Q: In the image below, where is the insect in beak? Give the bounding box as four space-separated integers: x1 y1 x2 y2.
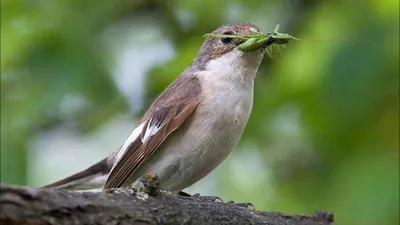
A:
204 24 299 57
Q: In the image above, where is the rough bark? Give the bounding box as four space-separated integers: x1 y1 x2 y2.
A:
0 183 334 225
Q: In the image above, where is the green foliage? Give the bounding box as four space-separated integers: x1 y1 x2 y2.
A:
1 0 398 224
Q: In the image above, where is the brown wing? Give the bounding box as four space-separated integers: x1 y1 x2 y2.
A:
103 75 201 189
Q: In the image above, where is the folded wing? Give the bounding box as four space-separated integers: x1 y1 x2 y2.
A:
104 75 201 189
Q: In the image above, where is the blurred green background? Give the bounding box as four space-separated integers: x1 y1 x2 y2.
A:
1 0 399 224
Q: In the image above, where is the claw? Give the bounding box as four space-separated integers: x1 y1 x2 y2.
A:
196 195 224 203
179 192 223 203
227 201 256 210
193 193 201 197
178 192 255 209
178 191 191 197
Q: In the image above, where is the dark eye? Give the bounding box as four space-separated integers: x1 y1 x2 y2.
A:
221 31 233 44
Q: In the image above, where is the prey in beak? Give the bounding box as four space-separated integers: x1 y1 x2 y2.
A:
204 24 299 57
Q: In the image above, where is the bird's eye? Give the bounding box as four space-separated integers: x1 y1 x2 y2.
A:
221 31 233 44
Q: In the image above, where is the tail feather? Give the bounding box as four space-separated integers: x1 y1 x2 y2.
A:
40 157 111 190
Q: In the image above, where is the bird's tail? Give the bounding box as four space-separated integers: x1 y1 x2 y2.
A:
40 157 112 190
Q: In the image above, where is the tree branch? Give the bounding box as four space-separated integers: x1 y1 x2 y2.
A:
0 183 334 225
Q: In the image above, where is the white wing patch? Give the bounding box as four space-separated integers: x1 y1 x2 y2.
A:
109 117 163 176
141 117 162 143
113 123 145 166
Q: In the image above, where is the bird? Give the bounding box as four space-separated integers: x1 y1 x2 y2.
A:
41 23 267 193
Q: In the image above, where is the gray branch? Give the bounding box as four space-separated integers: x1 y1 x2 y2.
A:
0 183 334 225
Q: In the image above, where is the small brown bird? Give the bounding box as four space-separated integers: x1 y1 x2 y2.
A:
42 23 266 192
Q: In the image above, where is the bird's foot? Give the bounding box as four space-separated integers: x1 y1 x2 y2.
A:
226 200 255 210
178 191 255 210
178 191 223 202
192 192 224 203
179 191 254 209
